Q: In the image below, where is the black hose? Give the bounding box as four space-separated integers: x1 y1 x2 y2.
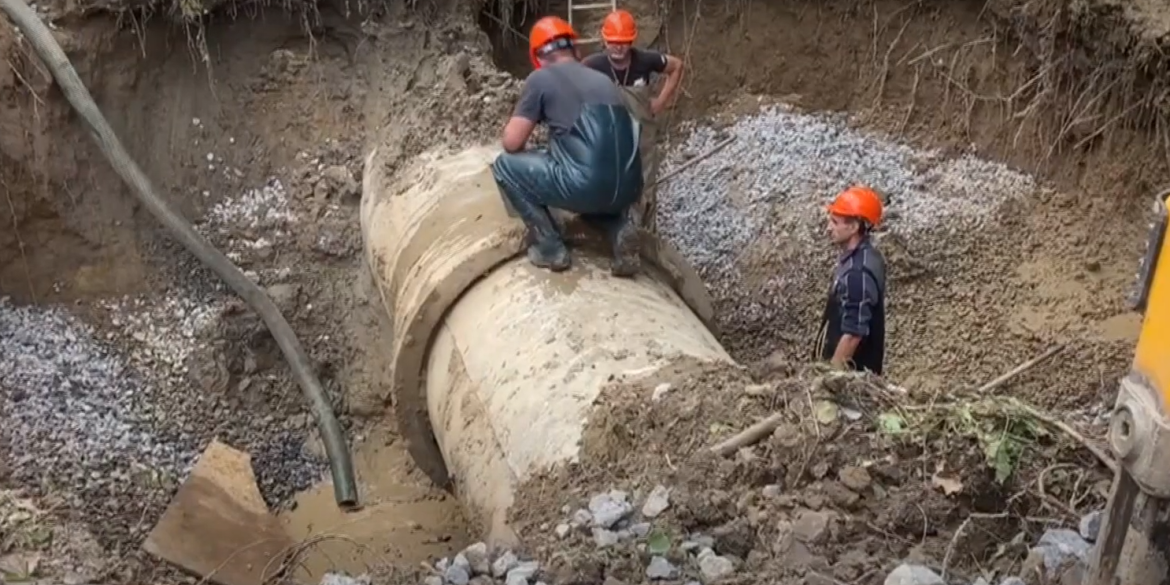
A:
0 0 359 508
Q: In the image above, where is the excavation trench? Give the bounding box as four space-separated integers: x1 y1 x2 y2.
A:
1 0 1166 580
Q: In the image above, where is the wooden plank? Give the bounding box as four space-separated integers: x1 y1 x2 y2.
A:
143 439 296 585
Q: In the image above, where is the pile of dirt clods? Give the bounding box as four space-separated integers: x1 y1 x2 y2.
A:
506 357 1112 585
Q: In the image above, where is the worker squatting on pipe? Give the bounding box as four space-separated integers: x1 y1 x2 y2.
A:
361 145 731 545
0 0 358 507
490 16 644 276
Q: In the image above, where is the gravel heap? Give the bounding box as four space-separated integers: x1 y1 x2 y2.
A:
1 298 196 490
398 482 1104 585
658 104 1036 272
320 543 546 585
656 104 1040 358
204 177 300 270
0 166 338 553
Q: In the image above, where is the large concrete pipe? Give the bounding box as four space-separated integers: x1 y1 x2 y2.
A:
360 145 733 544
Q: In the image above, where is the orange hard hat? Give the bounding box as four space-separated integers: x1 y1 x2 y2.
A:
601 9 637 43
827 186 884 226
529 16 578 70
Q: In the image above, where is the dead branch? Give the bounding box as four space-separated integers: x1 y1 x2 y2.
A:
974 343 1065 394
0 176 35 302
872 16 912 110
941 512 1008 581
896 64 920 137
708 411 786 457
1015 401 1118 474
654 136 735 187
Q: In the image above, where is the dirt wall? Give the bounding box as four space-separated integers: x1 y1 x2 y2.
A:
6 0 1168 315
661 0 1170 202
0 0 516 303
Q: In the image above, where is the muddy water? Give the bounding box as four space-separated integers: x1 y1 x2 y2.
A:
280 426 471 581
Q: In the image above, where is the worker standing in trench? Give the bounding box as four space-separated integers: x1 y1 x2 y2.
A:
583 9 684 232
814 186 889 374
491 16 644 277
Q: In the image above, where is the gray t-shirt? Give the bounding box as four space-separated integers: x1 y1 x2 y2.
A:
513 61 626 135
582 48 668 87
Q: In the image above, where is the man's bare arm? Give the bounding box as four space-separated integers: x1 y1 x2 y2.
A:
652 55 685 115
501 117 536 153
831 334 862 368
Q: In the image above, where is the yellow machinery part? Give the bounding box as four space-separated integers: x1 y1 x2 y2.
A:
1132 191 1170 409
1086 190 1170 585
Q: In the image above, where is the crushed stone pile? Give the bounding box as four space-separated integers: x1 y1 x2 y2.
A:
658 104 1035 275
0 138 373 556
486 357 1112 585
322 543 545 585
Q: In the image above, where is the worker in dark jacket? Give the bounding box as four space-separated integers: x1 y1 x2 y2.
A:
491 16 643 277
582 9 684 232
814 186 888 374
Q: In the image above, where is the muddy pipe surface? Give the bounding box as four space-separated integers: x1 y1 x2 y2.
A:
361 145 731 543
0 0 358 507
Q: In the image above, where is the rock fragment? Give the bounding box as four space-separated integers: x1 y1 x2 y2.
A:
1029 528 1092 573
1078 510 1102 542
506 560 539 585
642 485 671 518
571 508 592 527
444 564 470 585
697 548 735 581
589 490 633 528
883 563 944 585
319 573 371 585
838 465 872 491
593 527 619 548
460 542 490 575
491 551 518 578
792 509 830 544
646 556 678 580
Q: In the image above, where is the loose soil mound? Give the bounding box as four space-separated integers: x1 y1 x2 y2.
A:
510 358 1111 585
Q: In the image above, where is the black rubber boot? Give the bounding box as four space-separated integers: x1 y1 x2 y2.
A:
609 210 641 277
527 237 571 272
584 211 641 277
503 189 571 272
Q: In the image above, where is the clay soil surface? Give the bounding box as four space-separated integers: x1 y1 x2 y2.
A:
1 0 1169 583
